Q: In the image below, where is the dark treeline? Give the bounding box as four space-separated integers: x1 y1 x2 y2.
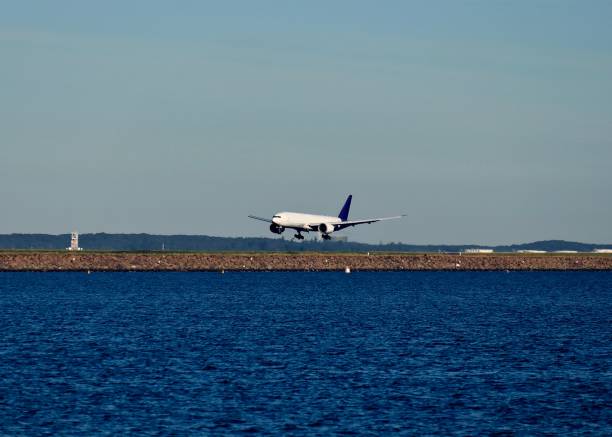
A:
0 234 610 252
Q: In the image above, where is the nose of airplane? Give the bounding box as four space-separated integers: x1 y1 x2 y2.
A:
272 214 282 225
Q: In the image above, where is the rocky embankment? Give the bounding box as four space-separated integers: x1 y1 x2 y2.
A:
1 252 612 271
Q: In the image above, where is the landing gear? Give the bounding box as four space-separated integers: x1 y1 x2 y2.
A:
294 233 305 240
322 234 332 241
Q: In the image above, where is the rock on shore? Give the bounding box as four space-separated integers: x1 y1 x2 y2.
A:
1 252 612 271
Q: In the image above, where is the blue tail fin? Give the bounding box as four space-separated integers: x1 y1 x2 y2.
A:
338 195 352 221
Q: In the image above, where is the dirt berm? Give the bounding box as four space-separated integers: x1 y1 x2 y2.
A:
1 252 612 271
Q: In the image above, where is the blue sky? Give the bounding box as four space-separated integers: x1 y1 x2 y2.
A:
1 1 611 244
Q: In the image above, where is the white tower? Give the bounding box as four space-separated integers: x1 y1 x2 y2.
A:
67 231 82 251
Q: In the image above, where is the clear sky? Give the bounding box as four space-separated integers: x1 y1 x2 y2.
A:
1 1 611 244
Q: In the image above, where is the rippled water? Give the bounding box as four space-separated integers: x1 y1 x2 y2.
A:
0 272 610 435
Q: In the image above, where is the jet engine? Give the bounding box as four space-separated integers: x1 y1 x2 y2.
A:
318 223 335 234
269 223 285 234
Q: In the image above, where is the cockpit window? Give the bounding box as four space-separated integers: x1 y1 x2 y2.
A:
273 215 281 218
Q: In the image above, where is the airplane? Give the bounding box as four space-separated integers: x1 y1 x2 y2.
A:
248 195 404 240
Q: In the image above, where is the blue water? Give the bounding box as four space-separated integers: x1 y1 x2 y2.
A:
0 272 610 435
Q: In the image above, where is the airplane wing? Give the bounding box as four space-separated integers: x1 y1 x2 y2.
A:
330 215 405 231
248 215 273 223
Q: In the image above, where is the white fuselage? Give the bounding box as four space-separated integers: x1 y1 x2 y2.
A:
272 212 340 231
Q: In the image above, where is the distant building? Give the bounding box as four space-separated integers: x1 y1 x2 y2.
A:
331 235 348 242
516 250 547 253
554 250 578 253
67 231 82 251
594 249 612 253
464 248 494 253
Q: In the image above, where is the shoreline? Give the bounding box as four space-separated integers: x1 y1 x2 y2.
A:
1 252 612 271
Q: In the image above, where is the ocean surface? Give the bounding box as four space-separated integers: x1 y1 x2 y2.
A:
0 272 610 435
